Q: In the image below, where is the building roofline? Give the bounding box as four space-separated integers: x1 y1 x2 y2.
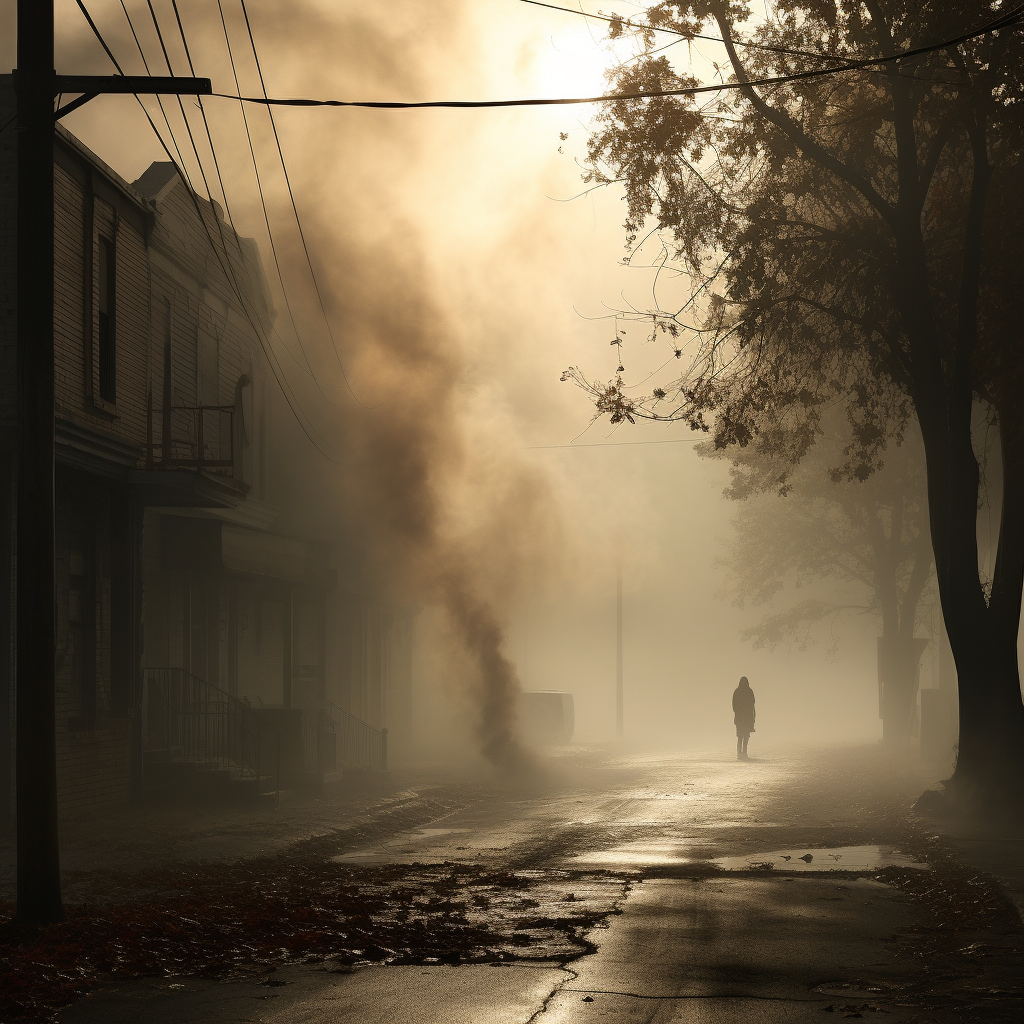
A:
54 122 149 214
1 73 147 213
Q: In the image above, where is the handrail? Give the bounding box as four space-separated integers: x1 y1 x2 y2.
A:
142 667 280 798
300 706 338 774
320 698 388 771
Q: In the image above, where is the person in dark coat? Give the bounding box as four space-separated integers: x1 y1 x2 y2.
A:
732 676 755 760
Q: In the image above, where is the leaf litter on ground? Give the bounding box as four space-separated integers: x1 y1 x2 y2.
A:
0 856 629 1023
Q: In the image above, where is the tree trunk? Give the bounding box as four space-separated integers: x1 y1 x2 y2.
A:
922 415 1024 803
893 168 1024 803
947 406 1024 801
878 634 928 745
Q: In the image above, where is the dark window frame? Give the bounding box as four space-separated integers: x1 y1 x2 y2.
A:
97 235 116 404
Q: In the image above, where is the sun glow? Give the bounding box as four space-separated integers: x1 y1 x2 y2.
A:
530 26 619 97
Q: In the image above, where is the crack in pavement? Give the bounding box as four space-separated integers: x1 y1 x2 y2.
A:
525 966 579 1023
560 988 828 1002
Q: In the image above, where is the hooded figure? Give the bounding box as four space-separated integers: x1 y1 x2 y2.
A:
732 676 755 760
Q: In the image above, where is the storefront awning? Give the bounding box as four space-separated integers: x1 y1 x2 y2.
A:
160 516 332 587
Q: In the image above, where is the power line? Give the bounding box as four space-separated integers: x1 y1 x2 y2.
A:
213 5 1023 111
152 1 366 443
114 0 196 202
517 0 845 60
73 0 349 464
212 0 353 412
166 0 241 251
236 0 364 406
525 436 700 449
141 0 234 265
164 0 321 406
159 0 301 342
131 0 355 448
115 0 264 312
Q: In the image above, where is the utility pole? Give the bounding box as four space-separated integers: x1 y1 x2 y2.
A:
16 0 61 925
615 561 623 739
14 0 209 924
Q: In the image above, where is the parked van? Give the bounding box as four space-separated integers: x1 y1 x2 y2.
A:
520 691 574 744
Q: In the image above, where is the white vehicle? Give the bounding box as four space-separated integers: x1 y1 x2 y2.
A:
520 691 574 744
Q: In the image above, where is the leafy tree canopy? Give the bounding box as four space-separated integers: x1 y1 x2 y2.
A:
565 0 1024 484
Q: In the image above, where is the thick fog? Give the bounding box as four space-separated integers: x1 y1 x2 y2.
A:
2 0 905 764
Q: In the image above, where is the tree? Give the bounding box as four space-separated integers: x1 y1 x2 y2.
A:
710 417 933 744
564 1 1024 806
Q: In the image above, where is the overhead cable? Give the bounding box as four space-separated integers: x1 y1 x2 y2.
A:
525 437 700 449
517 0 849 60
138 0 359 426
212 0 355 410
215 4 1023 110
114 0 197 205
236 0 365 406
166 0 242 254
120 0 351 454
73 0 349 463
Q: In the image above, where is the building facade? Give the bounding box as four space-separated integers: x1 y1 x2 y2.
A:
0 77 410 823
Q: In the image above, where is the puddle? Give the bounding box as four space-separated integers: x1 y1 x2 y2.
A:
566 838 715 868
713 845 928 872
569 845 692 867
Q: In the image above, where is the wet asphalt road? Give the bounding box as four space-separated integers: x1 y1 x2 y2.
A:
57 745 1024 1023
333 747 928 873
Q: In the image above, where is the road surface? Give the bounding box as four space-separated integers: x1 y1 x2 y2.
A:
55 745 1024 1023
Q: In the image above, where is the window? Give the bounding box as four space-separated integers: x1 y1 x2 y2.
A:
198 318 220 405
97 237 116 403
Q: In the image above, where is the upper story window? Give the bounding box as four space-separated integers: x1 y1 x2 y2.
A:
198 317 220 406
97 237 116 404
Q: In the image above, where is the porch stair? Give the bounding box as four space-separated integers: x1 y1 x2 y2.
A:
142 668 280 805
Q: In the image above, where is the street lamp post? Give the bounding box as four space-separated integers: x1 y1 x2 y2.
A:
616 561 623 739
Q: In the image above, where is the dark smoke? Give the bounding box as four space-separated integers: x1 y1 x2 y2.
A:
5 0 565 771
227 1 559 774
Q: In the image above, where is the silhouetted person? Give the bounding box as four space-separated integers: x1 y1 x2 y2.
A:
732 676 755 760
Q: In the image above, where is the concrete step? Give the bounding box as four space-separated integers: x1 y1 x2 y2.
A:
143 762 276 806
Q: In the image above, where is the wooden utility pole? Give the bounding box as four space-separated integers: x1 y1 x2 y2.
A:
14 0 209 924
615 561 623 739
16 0 62 925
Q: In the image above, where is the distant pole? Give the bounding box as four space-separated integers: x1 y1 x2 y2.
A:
616 561 623 739
16 0 63 925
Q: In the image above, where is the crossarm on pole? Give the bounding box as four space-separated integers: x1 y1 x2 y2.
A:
53 75 211 120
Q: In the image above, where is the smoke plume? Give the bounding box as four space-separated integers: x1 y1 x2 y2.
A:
225 1 562 773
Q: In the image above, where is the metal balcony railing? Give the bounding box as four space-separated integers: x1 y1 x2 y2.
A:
147 400 235 472
142 667 279 798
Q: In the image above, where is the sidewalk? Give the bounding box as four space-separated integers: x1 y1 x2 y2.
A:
0 765 471 903
935 817 1024 916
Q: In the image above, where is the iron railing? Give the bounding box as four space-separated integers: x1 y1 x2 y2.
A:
143 667 279 797
324 699 388 771
301 707 338 774
146 400 235 472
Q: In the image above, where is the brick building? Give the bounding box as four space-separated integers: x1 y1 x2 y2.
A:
0 77 411 823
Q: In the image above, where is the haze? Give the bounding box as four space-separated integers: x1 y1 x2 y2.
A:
5 0 907 757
